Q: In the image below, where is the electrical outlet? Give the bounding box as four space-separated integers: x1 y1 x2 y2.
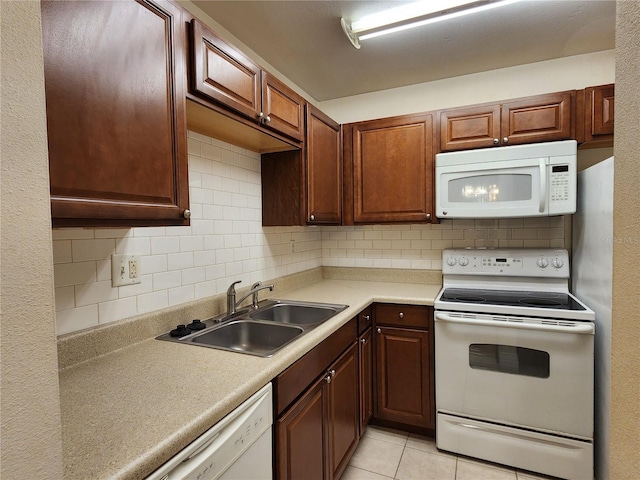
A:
112 254 142 287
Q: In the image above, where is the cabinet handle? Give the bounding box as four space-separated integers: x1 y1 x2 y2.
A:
360 338 366 344
493 138 500 145
183 209 191 219
503 137 509 144
377 328 381 334
399 312 404 319
309 214 315 221
363 315 370 321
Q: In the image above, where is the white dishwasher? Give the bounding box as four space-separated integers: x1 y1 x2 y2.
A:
147 383 273 480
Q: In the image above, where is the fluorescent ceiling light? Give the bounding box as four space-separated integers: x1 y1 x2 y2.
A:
341 0 521 49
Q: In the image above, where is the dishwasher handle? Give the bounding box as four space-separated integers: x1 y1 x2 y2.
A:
435 312 594 335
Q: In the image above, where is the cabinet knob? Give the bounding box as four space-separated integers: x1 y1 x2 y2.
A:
426 213 431 221
258 112 264 120
264 115 271 124
493 138 500 145
325 374 332 384
360 337 366 344
377 328 381 334
363 315 370 321
183 209 191 219
329 369 336 377
503 137 509 144
309 214 315 221
398 312 404 319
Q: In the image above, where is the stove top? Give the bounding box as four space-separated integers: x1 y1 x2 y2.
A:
436 248 595 322
439 288 587 311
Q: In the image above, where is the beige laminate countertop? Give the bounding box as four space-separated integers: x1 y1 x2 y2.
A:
58 279 441 479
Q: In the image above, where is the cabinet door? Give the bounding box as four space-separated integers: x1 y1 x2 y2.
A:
263 72 305 141
585 84 614 141
501 91 573 145
42 0 189 227
191 19 262 121
440 104 502 151
328 344 359 480
351 114 435 223
276 376 329 480
375 326 432 428
306 105 342 225
358 328 373 436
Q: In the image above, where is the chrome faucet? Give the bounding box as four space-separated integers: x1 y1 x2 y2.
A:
226 280 274 315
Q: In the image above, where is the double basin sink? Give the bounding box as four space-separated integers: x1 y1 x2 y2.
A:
157 300 348 357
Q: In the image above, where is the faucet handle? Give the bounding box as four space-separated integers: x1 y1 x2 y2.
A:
227 280 242 295
250 281 262 289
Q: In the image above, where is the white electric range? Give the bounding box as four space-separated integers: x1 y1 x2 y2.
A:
434 248 595 480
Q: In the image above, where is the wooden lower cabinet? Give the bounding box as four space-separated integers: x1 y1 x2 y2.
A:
358 327 373 435
274 318 359 480
375 326 432 428
276 375 329 480
373 304 434 430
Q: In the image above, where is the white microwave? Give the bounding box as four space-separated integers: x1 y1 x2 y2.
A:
435 140 577 219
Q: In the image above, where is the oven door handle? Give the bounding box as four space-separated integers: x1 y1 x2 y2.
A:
434 313 594 334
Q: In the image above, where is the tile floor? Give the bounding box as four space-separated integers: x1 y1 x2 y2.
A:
342 425 556 480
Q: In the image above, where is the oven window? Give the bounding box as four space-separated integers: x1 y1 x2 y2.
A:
469 344 550 378
448 174 532 203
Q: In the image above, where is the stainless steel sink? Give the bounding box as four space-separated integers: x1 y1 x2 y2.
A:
250 301 343 325
191 320 304 357
156 299 348 357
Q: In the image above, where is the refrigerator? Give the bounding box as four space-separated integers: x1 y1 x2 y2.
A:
572 156 614 480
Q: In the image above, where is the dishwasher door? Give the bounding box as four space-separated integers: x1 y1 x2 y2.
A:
147 383 273 480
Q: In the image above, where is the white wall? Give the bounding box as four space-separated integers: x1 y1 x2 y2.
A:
320 50 615 124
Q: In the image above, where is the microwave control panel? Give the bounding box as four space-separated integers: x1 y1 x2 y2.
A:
550 165 571 202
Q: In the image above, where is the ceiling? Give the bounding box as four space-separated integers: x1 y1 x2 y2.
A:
192 1 615 102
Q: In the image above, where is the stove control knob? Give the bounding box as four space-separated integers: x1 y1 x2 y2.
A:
536 257 549 269
552 258 565 269
446 257 457 266
459 257 469 267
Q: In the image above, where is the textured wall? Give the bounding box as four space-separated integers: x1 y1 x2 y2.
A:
0 1 64 478
611 1 640 478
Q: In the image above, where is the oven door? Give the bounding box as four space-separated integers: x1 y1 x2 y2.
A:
434 311 594 439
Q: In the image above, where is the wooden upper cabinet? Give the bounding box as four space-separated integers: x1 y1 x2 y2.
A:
440 91 574 151
190 19 305 142
440 104 501 151
191 18 261 120
262 72 305 141
501 92 573 145
585 84 614 142
347 113 435 224
306 105 342 225
41 0 190 227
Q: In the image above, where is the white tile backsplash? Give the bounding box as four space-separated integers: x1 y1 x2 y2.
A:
52 132 567 336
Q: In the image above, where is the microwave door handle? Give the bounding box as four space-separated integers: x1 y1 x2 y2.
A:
539 159 546 213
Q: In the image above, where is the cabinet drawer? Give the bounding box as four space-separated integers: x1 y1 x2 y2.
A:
375 304 429 329
357 306 373 335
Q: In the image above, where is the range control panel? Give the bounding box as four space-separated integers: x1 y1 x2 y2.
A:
442 249 570 278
